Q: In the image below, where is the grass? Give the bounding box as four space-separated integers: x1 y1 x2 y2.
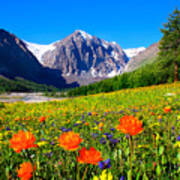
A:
0 82 180 179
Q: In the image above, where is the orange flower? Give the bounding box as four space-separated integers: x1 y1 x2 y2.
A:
84 122 89 126
92 112 98 116
17 162 36 180
58 131 83 151
77 147 103 165
164 106 171 113
9 130 37 153
116 115 143 136
98 122 104 128
39 116 46 123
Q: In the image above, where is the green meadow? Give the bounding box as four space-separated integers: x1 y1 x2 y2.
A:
0 82 180 179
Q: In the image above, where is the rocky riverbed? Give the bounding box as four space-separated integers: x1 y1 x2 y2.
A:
0 93 66 103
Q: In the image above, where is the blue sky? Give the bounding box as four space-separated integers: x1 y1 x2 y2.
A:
0 0 179 48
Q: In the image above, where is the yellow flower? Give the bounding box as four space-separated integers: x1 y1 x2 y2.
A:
37 141 48 147
0 133 2 140
92 126 98 130
174 142 180 148
76 121 82 124
93 170 113 180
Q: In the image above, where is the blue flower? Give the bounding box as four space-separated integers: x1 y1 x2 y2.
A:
104 132 109 136
100 137 106 144
120 176 124 180
60 127 72 132
110 128 115 131
107 134 113 139
177 136 180 141
99 159 111 169
110 139 119 145
6 127 10 131
81 115 84 120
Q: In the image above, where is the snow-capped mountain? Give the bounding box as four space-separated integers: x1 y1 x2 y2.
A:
24 41 57 64
25 30 129 85
125 43 159 72
124 47 146 58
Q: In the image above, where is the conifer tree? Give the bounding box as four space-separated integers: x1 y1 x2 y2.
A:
159 8 180 81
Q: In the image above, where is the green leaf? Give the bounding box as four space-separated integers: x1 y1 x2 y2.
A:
161 155 166 164
143 172 149 180
159 146 164 155
127 170 132 180
136 172 141 180
156 164 161 176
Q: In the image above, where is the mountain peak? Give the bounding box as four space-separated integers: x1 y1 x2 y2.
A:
73 30 92 39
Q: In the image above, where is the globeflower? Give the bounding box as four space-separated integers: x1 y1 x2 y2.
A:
116 115 143 136
39 116 46 123
17 162 36 180
164 106 171 113
58 131 83 151
77 147 103 165
9 130 37 153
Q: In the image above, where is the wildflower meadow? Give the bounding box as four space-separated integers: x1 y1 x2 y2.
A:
0 83 180 179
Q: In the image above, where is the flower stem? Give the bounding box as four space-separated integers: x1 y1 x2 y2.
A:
82 166 88 180
129 135 133 180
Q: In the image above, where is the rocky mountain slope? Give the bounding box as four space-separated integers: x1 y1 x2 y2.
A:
25 30 129 85
0 29 77 88
125 43 159 72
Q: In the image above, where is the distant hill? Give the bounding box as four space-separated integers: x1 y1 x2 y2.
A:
0 76 58 93
125 43 159 72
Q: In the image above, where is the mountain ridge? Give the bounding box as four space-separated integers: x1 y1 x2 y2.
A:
0 29 78 89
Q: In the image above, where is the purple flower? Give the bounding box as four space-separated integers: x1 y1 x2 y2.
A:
110 139 119 145
110 128 115 131
120 176 124 180
132 109 138 112
50 141 55 145
47 152 53 158
100 137 106 144
104 132 109 136
107 134 113 139
92 133 98 138
88 112 92 116
94 120 100 125
51 122 55 127
74 123 80 127
177 136 180 141
60 127 72 132
99 159 111 169
6 127 10 131
126 134 130 139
